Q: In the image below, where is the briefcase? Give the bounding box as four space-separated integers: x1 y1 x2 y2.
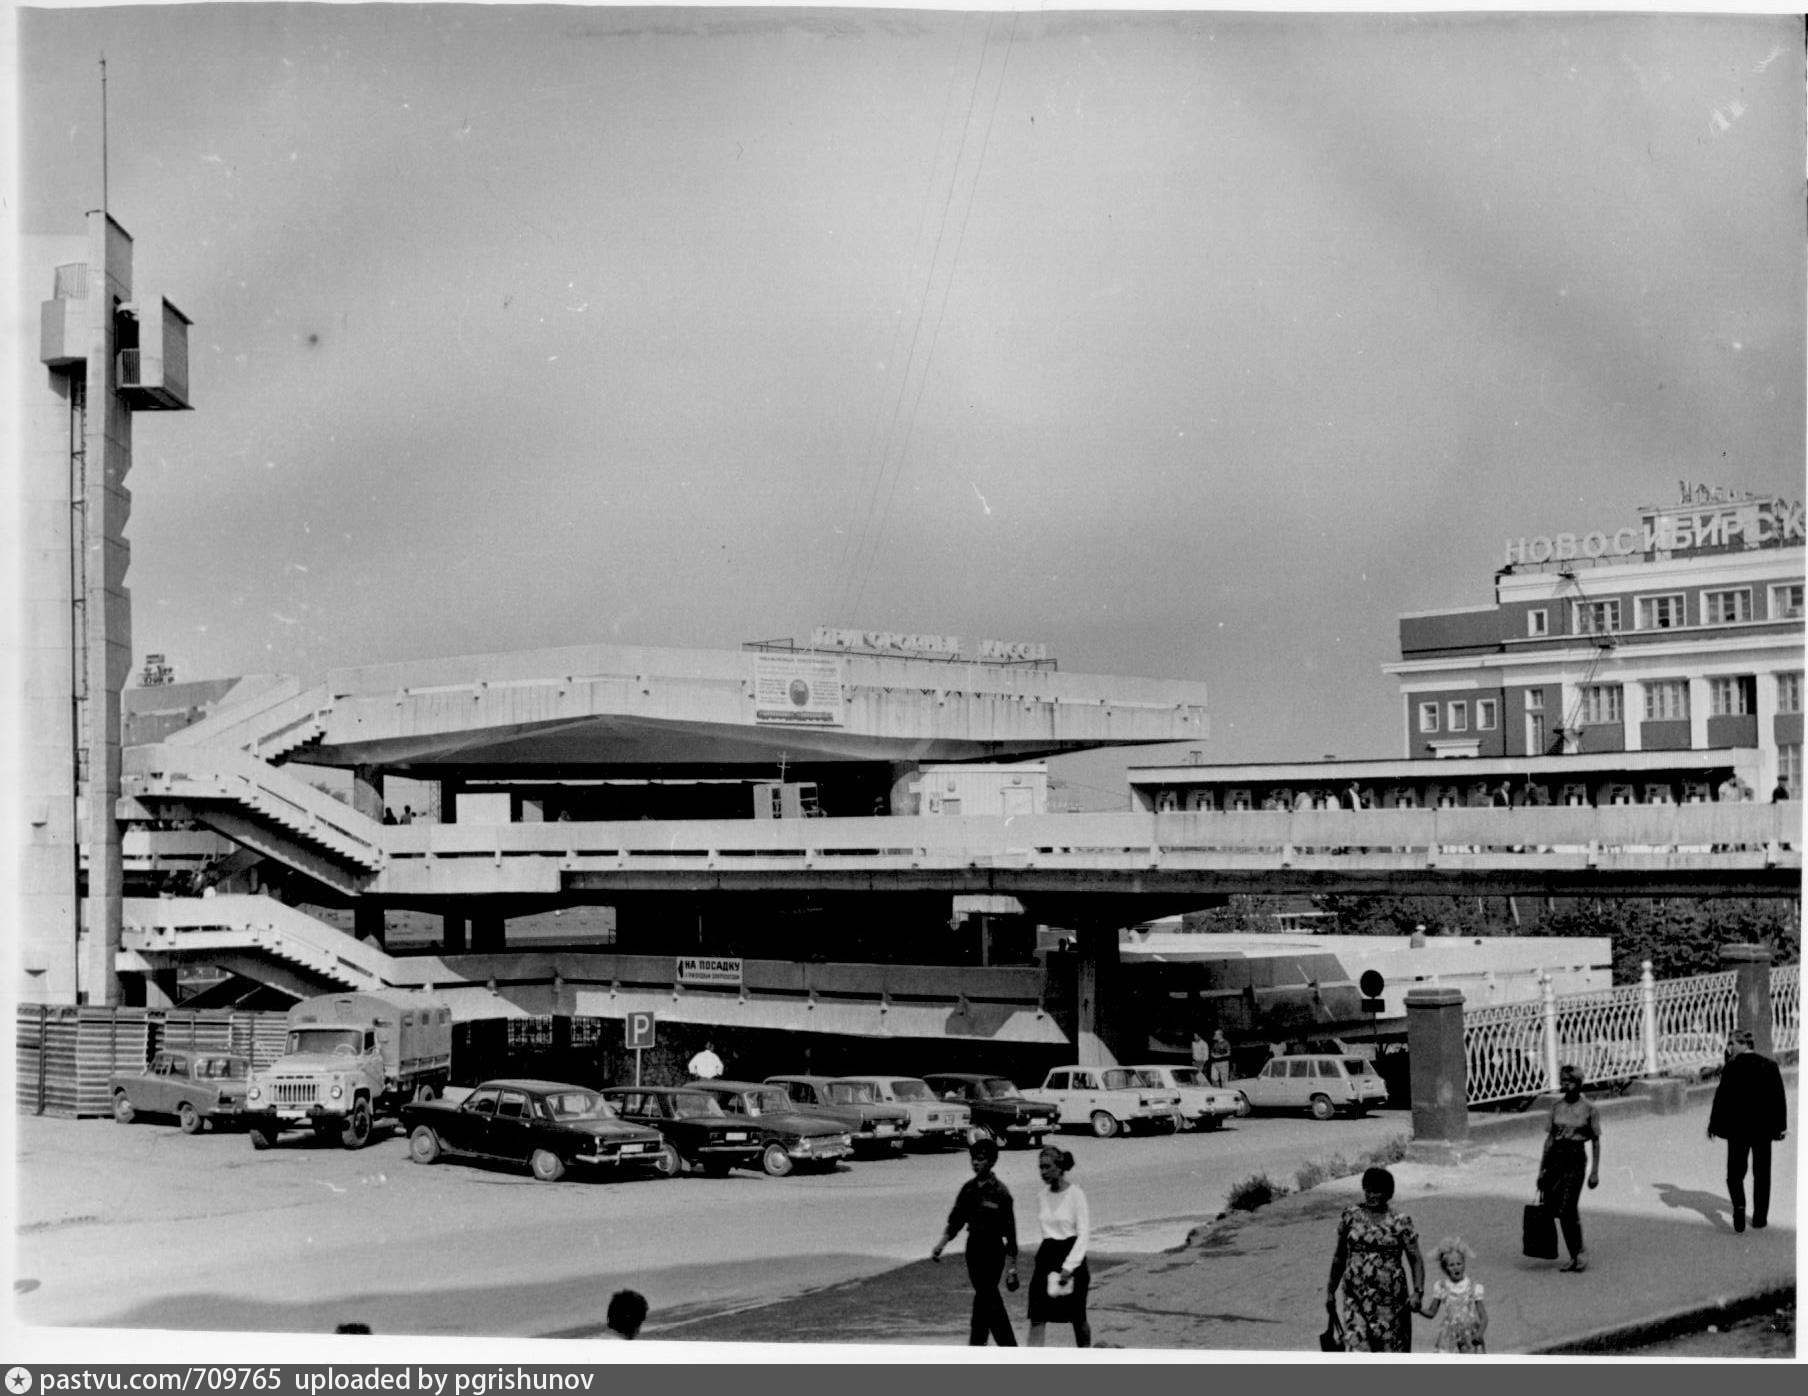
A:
1522 1202 1559 1260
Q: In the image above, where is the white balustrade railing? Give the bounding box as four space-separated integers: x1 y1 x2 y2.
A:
1462 962 1781 1106
1773 963 1800 1058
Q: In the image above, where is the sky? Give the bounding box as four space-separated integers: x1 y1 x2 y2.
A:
14 2 1807 804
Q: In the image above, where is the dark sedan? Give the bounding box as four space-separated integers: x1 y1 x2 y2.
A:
599 1086 765 1176
402 1079 672 1182
764 1075 911 1155
922 1072 1057 1149
683 1079 854 1177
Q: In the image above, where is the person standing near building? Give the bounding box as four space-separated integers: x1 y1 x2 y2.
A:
1209 1029 1234 1088
1537 1064 1601 1272
930 1137 1020 1346
1191 1031 1210 1071
687 1040 724 1079
1707 1029 1787 1233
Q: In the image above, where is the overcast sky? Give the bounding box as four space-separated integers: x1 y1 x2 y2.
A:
17 4 1806 798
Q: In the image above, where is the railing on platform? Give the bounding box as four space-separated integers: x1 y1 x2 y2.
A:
1463 961 1790 1106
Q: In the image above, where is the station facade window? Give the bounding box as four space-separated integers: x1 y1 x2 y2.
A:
1638 593 1685 630
1780 745 1802 798
1779 672 1802 715
1579 684 1622 726
1447 700 1468 733
1702 587 1752 624
1527 609 1549 637
1710 676 1755 717
1771 583 1803 620
1477 698 1497 730
1419 702 1439 734
1573 599 1621 634
1644 679 1690 721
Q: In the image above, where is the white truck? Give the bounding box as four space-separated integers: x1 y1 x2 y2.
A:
243 992 453 1150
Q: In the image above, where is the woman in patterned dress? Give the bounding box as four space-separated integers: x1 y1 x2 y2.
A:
1325 1166 1425 1352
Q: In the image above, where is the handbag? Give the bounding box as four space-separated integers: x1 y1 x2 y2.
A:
1522 1200 1559 1260
1319 1304 1344 1352
1047 1270 1075 1299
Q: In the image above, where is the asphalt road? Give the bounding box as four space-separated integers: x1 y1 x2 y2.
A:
13 1106 1407 1341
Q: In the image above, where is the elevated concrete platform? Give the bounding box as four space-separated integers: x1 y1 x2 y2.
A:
162 640 1211 771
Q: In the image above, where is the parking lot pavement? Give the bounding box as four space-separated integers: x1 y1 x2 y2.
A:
10 1104 1409 1344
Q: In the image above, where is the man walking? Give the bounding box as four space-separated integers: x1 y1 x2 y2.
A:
1707 1029 1787 1233
931 1138 1020 1345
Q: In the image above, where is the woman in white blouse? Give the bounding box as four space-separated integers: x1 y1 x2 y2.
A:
1026 1145 1092 1347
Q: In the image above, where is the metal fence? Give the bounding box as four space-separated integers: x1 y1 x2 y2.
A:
1774 962 1800 1058
1462 962 1778 1107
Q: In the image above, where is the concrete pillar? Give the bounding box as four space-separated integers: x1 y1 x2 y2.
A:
1721 944 1774 1059
1622 681 1644 752
440 779 462 824
471 913 506 955
888 763 920 817
442 915 467 954
351 765 385 822
353 903 385 948
1688 677 1711 753
1405 986 1469 1146
1074 921 1120 1067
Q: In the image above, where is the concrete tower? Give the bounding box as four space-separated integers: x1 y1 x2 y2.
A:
21 211 191 1003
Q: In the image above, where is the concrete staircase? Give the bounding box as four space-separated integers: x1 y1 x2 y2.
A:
123 743 385 874
123 894 398 994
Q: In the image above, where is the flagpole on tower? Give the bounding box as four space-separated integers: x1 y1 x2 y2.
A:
100 54 108 214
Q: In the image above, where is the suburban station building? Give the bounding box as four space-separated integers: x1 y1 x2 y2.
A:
17 208 1794 1080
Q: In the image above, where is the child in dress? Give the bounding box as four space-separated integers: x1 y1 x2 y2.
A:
1419 1236 1487 1353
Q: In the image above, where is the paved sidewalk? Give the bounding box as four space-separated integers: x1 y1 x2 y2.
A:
652 1085 1796 1354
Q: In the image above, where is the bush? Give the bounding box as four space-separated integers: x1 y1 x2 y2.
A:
1295 1153 1354 1193
1226 1172 1284 1212
1365 1135 1408 1167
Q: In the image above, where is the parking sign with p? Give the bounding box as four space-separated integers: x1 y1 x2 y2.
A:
626 1011 656 1050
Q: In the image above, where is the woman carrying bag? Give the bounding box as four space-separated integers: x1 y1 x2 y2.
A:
1026 1146 1092 1348
1536 1063 1601 1272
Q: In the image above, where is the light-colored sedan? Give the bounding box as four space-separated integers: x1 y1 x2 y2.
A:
835 1075 971 1148
110 1050 250 1134
1233 1054 1388 1121
1023 1066 1182 1138
1127 1064 1244 1130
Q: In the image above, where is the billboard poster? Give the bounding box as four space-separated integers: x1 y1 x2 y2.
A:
753 653 845 726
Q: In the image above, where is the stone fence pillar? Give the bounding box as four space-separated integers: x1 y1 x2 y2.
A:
1721 943 1774 1059
1406 986 1468 1149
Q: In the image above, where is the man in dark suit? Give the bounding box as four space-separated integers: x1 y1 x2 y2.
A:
1707 1029 1788 1233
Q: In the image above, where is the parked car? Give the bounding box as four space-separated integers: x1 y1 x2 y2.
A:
763 1075 911 1155
401 1079 671 1182
1656 1033 1728 1082
1127 1064 1243 1130
834 1075 972 1148
110 1050 250 1134
1023 1066 1182 1138
921 1072 1058 1149
598 1086 766 1175
684 1079 855 1177
1232 1054 1388 1120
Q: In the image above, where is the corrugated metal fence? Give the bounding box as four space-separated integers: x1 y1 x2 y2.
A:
15 1005 289 1118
